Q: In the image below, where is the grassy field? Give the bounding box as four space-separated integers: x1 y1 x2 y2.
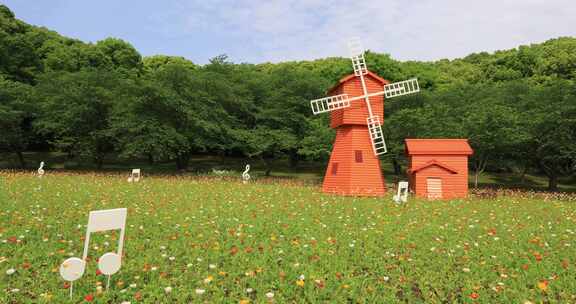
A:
1 172 575 303
2 152 575 192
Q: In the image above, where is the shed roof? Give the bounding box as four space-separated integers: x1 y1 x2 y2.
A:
408 159 458 174
405 139 473 155
327 70 389 95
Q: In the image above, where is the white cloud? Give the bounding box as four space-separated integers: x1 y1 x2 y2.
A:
161 0 576 63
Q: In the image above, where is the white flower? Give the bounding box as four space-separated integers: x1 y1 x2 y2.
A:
160 246 166 250
383 276 390 282
169 256 175 261
187 263 193 268
209 264 216 269
246 288 254 293
462 268 471 273
298 274 305 280
6 268 15 275
266 292 274 298
151 266 158 271
130 283 137 288
121 302 131 304
164 286 172 294
11 288 19 293
195 288 206 295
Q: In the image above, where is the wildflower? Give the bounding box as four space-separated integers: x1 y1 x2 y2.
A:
296 279 305 287
469 292 479 300
462 268 471 273
209 264 216 269
265 292 274 298
204 275 214 284
164 286 172 294
239 300 250 304
246 288 254 293
6 268 15 275
84 294 94 302
195 288 206 295
537 280 548 292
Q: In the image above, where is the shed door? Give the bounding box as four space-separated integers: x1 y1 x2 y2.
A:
426 178 443 199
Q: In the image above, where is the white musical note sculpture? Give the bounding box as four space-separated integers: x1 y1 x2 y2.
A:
242 164 251 184
127 169 141 182
37 161 45 177
393 181 409 204
60 208 127 298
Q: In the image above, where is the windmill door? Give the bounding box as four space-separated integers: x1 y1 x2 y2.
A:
426 178 443 199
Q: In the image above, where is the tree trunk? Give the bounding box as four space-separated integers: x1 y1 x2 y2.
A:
16 151 26 169
474 171 479 188
392 158 402 176
519 164 529 184
176 153 190 171
289 150 299 169
547 174 558 191
95 156 104 170
261 157 273 176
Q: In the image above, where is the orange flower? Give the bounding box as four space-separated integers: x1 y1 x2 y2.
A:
469 292 479 300
537 280 548 292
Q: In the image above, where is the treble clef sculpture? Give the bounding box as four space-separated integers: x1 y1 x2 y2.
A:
37 161 45 177
242 164 250 184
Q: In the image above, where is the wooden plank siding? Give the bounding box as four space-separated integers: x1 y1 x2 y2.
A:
405 139 473 200
322 125 386 196
330 73 386 128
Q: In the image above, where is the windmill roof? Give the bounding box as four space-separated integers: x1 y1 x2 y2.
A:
327 70 389 94
405 139 473 155
408 159 459 174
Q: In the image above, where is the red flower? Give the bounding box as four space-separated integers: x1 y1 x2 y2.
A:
469 292 479 300
96 269 102 275
84 294 94 302
63 282 71 289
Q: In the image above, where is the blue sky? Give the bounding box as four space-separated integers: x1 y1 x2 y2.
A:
5 0 576 64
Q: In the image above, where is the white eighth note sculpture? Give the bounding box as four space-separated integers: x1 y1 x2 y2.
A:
393 181 409 204
127 168 141 182
59 208 127 298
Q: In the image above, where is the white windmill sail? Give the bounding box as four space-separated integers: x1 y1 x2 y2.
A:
308 38 421 156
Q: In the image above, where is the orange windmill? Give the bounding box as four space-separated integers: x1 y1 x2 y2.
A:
310 39 421 196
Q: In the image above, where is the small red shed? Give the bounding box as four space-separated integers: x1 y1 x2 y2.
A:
405 139 473 199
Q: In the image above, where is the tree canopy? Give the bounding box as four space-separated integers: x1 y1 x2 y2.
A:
0 4 574 189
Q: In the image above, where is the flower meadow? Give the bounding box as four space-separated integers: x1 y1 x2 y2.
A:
0 172 575 303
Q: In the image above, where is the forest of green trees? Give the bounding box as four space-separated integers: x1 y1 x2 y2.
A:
0 5 574 190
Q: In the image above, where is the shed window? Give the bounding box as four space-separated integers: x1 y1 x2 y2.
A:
355 150 363 163
331 163 339 175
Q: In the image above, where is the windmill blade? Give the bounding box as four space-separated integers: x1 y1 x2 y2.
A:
384 78 420 98
367 116 387 155
348 38 368 76
310 93 351 115
347 38 365 57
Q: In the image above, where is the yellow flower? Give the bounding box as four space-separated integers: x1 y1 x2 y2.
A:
296 279 305 287
204 275 214 284
537 280 548 292
239 300 250 304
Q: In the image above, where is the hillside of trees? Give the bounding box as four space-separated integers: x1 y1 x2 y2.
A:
0 5 574 190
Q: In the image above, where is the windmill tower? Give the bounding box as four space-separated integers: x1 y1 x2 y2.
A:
310 39 420 196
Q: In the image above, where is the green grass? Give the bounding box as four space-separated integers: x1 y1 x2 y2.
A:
1 172 575 303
